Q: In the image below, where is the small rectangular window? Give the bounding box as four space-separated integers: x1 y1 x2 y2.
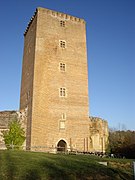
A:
60 20 65 27
60 121 65 129
59 87 66 97
59 40 66 48
59 63 66 72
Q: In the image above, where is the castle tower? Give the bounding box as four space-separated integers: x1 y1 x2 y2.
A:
20 7 90 152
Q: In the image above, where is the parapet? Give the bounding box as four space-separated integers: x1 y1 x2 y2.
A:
37 7 85 23
24 7 86 36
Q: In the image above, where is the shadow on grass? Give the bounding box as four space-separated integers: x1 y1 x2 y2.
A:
39 161 76 180
39 155 133 180
0 151 133 180
39 156 109 180
2 151 17 180
21 168 41 180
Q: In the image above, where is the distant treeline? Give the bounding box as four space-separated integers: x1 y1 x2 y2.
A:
108 129 135 159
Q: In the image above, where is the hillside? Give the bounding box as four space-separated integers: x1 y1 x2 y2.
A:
0 150 134 180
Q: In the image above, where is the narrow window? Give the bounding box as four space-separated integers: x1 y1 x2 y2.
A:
59 40 66 48
59 87 66 97
60 121 65 129
62 113 66 120
60 20 65 27
59 63 66 72
26 91 30 101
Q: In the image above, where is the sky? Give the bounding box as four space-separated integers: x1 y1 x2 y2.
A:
0 0 135 130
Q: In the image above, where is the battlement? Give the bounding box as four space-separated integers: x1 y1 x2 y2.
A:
24 9 37 36
24 7 85 36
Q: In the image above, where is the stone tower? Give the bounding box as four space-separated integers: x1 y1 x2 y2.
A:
20 7 90 152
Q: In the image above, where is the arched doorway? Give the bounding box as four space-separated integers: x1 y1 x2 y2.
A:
57 140 67 152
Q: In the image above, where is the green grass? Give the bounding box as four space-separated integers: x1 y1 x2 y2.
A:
0 150 134 180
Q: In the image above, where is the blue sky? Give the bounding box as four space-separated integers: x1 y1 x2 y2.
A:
0 0 135 130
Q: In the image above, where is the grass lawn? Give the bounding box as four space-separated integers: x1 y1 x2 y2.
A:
0 150 134 180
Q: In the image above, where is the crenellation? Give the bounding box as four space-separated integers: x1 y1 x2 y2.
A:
24 9 37 36
24 7 85 36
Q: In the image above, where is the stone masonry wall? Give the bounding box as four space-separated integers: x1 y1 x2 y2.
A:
0 110 27 149
89 117 109 152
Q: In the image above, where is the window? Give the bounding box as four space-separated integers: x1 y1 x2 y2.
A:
26 91 30 101
59 40 66 48
59 63 66 72
60 20 65 27
62 113 66 120
60 121 65 129
59 87 66 97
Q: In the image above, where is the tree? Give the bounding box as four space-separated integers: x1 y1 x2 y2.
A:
2 119 25 150
107 128 135 158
